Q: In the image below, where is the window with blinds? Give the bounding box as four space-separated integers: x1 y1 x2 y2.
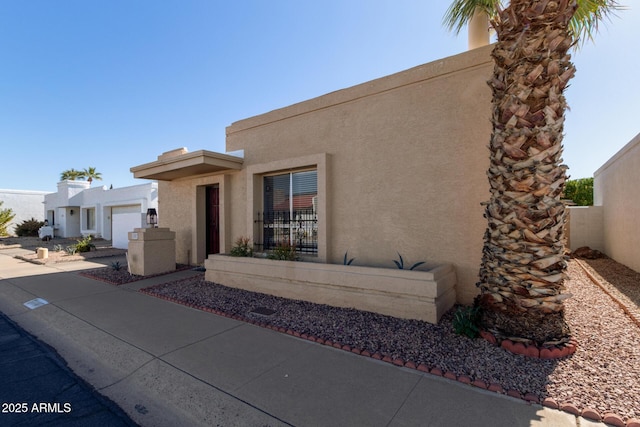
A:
264 170 317 214
262 169 318 253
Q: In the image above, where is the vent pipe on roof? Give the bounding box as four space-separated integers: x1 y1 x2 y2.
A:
468 8 490 50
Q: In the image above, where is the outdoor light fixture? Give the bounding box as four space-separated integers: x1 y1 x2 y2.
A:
146 208 158 228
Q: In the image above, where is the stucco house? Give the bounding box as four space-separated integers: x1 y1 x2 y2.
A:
43 180 158 249
131 45 495 322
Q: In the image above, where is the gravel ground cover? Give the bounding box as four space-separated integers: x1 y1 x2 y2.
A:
1 236 126 264
83 257 640 422
579 258 640 327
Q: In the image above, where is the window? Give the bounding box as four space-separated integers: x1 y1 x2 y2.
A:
261 170 317 254
86 208 95 230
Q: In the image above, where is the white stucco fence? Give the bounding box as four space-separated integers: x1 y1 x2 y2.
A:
0 189 49 236
592 132 640 272
567 206 604 252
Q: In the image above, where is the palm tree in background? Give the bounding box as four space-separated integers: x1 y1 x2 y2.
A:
60 168 84 181
443 0 623 345
82 167 102 185
60 167 103 184
0 201 16 237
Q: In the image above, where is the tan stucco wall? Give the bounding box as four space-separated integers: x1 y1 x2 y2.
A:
127 227 176 276
158 172 246 265
205 255 457 323
594 132 640 272
225 46 494 304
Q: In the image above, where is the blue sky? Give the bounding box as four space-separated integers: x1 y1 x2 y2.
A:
1 1 638 192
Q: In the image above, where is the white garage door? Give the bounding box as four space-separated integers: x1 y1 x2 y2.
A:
112 205 142 249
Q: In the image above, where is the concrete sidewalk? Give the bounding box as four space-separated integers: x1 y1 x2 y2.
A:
0 251 602 426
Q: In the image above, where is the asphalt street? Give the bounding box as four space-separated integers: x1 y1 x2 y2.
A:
0 311 138 426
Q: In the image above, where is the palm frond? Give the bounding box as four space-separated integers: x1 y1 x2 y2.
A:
570 0 626 48
443 0 625 49
442 0 501 34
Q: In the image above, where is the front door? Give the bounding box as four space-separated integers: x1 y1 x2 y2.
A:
205 185 220 255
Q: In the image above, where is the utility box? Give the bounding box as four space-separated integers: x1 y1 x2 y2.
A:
127 227 176 276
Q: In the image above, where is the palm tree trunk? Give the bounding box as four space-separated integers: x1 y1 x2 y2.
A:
477 0 577 346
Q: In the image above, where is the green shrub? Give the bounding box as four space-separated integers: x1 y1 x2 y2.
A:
74 235 96 253
268 241 297 261
14 218 44 237
563 177 593 206
111 261 122 271
229 236 253 257
452 306 482 339
65 246 77 255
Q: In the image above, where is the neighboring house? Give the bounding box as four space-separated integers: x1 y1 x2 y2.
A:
0 189 49 235
132 45 495 306
43 180 158 249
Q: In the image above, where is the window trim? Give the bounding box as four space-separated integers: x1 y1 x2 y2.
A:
246 153 328 262
80 206 98 236
262 169 318 254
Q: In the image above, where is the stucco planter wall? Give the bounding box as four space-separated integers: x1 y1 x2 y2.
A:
128 227 176 276
204 255 456 324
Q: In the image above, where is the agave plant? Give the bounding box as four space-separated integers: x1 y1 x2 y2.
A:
343 251 355 266
393 253 425 271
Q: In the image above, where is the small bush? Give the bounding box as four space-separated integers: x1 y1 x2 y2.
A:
74 235 96 253
65 246 77 255
452 306 482 339
563 177 593 206
53 244 64 252
268 241 297 261
111 261 122 271
229 236 253 257
14 218 44 237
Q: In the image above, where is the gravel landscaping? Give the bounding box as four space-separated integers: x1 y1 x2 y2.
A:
78 255 640 423
78 264 192 285
1 236 126 264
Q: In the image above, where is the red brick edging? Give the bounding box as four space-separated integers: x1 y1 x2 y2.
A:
139 289 640 427
478 330 578 359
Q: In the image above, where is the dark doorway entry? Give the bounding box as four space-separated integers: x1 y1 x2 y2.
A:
205 185 220 255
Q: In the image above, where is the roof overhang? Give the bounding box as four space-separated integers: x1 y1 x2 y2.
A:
131 150 244 181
